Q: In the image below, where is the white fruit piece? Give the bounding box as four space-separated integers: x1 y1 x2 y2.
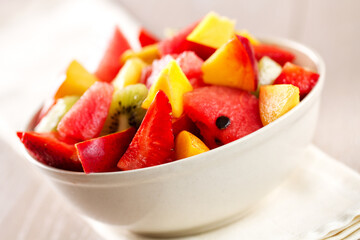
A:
258 56 282 86
35 96 79 132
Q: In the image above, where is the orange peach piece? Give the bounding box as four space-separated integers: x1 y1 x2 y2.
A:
112 58 146 89
142 60 193 118
259 84 300 126
120 44 159 65
202 37 257 92
187 12 235 49
236 29 260 46
175 130 209 160
54 60 98 99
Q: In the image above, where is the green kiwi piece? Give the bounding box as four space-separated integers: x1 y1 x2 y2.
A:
35 96 79 132
101 84 148 135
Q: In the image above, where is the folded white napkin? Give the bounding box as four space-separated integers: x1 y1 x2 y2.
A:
1 0 359 239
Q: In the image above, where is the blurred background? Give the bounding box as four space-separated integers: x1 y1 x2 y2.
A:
0 0 359 239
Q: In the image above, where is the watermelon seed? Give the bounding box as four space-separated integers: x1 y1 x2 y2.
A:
216 116 231 130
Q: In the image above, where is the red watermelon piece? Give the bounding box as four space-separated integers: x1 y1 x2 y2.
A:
144 55 175 88
138 27 159 47
95 26 131 82
142 51 206 88
76 128 136 173
176 51 206 88
17 131 82 171
274 62 319 98
253 44 295 66
158 20 215 60
57 81 114 141
118 91 174 170
184 86 263 149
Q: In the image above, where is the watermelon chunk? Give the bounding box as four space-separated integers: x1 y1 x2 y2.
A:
17 131 82 171
176 51 206 88
76 128 136 173
184 86 263 149
143 51 206 88
95 26 131 82
253 44 295 66
118 91 174 170
274 62 319 98
57 82 114 141
138 27 159 47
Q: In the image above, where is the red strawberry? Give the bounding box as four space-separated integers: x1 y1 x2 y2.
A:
184 86 263 149
57 81 114 141
274 62 320 98
253 44 295 66
76 128 136 173
138 27 159 47
118 91 174 170
95 26 131 82
17 131 82 171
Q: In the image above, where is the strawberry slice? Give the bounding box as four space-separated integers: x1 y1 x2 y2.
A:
95 26 131 82
138 27 159 47
253 44 295 66
274 62 320 98
17 131 82 171
57 81 114 141
118 91 174 170
76 128 135 173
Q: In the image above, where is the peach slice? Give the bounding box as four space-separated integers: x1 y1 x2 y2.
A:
186 12 235 49
236 29 260 46
202 36 258 91
112 58 146 89
175 130 209 160
259 84 300 126
54 60 98 99
141 60 193 118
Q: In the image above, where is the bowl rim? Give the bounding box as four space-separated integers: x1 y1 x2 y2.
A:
22 36 326 181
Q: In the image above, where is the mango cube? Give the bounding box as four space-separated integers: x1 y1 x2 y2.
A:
202 36 257 91
259 84 300 126
187 12 235 49
112 58 146 89
54 60 98 99
142 60 193 118
120 44 159 65
175 130 209 160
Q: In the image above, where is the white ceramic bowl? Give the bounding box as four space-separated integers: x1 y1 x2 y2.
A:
21 37 325 238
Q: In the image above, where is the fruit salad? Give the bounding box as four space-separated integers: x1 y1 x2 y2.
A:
17 12 320 173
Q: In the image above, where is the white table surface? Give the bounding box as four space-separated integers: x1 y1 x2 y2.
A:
0 0 359 239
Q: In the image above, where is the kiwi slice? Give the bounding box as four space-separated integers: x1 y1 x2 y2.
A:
101 84 148 135
35 96 79 132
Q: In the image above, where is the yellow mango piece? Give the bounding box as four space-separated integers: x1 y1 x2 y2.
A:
112 58 146 89
175 130 209 160
187 12 235 49
202 37 257 92
141 60 193 118
121 44 159 65
54 60 98 99
259 84 300 126
236 29 260 45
